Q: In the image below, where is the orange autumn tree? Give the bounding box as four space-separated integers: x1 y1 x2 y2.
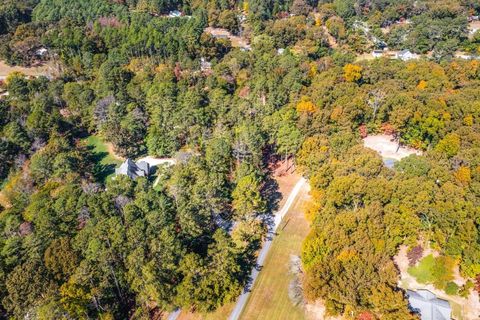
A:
455 166 471 185
417 80 428 90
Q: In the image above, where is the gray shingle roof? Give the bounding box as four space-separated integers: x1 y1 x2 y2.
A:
115 159 150 179
407 289 451 320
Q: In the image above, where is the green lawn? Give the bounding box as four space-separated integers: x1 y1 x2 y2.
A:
239 186 309 320
84 135 123 182
177 303 235 320
408 254 437 284
408 254 455 290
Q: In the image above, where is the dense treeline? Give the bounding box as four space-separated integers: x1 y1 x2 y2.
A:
0 1 308 318
297 59 480 318
0 69 285 317
3 0 480 66
0 0 479 318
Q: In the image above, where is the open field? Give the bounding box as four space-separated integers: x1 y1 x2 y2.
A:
0 60 52 80
239 183 310 320
176 303 235 320
84 135 123 182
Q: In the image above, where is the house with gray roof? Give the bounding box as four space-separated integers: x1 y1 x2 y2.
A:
115 159 150 179
407 289 451 320
396 49 418 61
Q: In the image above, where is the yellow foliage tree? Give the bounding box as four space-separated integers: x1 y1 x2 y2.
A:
343 64 362 82
296 98 316 113
330 106 343 121
464 114 473 126
243 1 249 13
303 192 321 222
308 62 318 78
336 249 357 262
5 71 25 85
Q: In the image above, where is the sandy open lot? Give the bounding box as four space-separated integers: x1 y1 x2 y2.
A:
204 27 250 50
0 60 51 80
363 134 422 161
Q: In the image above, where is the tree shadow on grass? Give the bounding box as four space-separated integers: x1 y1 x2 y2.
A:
263 175 281 213
87 146 117 182
261 174 282 239
93 163 116 182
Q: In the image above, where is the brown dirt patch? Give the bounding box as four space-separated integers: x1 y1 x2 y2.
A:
0 60 51 79
106 142 124 161
271 159 302 208
0 191 11 209
204 27 250 49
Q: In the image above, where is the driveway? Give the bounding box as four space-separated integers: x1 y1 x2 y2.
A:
136 156 176 167
228 178 307 320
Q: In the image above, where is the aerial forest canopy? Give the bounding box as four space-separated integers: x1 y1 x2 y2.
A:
0 0 479 319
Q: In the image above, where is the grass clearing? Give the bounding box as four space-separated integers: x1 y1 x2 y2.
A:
408 254 455 291
0 60 51 79
84 135 123 182
177 302 235 320
239 185 310 320
408 254 437 283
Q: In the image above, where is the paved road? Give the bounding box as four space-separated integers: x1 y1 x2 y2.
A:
165 178 307 320
166 309 181 320
228 178 307 320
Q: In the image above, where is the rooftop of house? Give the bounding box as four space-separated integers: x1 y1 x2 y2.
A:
398 49 412 55
115 159 150 179
407 289 451 320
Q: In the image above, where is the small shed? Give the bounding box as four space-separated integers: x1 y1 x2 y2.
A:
168 10 182 18
407 289 451 320
115 159 150 179
35 47 48 57
372 50 384 58
397 49 417 61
